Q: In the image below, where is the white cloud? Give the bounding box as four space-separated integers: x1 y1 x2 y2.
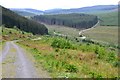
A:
0 0 119 10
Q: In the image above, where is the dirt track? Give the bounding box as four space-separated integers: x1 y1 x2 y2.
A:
1 41 50 78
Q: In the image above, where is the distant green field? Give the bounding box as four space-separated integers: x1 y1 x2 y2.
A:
93 11 118 26
45 24 80 37
83 26 118 45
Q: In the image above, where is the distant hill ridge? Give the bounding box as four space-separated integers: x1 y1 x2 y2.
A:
10 8 44 16
10 5 117 15
44 5 117 14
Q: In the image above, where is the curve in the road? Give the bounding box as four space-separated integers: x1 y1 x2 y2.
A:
79 21 99 36
11 41 39 78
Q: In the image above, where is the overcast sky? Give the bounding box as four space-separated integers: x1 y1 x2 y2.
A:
0 0 119 10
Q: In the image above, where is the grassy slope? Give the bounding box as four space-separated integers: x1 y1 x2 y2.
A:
2 26 33 41
83 26 118 45
18 36 118 78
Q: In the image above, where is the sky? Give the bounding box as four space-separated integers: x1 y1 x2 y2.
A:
0 0 119 10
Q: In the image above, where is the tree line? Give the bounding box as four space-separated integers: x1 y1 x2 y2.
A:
32 13 98 29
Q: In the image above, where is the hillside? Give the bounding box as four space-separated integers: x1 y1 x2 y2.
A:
93 11 118 26
10 5 117 27
2 26 33 41
1 26 118 78
32 13 98 29
2 6 48 35
18 35 118 78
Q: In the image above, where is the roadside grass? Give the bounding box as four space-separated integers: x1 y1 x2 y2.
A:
0 41 5 56
18 36 118 78
83 26 118 45
0 41 2 59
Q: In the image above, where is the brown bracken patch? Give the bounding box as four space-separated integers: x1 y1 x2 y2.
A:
78 53 96 61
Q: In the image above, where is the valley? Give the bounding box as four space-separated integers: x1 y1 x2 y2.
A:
44 23 118 46
1 24 119 78
0 4 119 79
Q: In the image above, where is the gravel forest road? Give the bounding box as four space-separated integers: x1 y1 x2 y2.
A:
1 41 50 78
